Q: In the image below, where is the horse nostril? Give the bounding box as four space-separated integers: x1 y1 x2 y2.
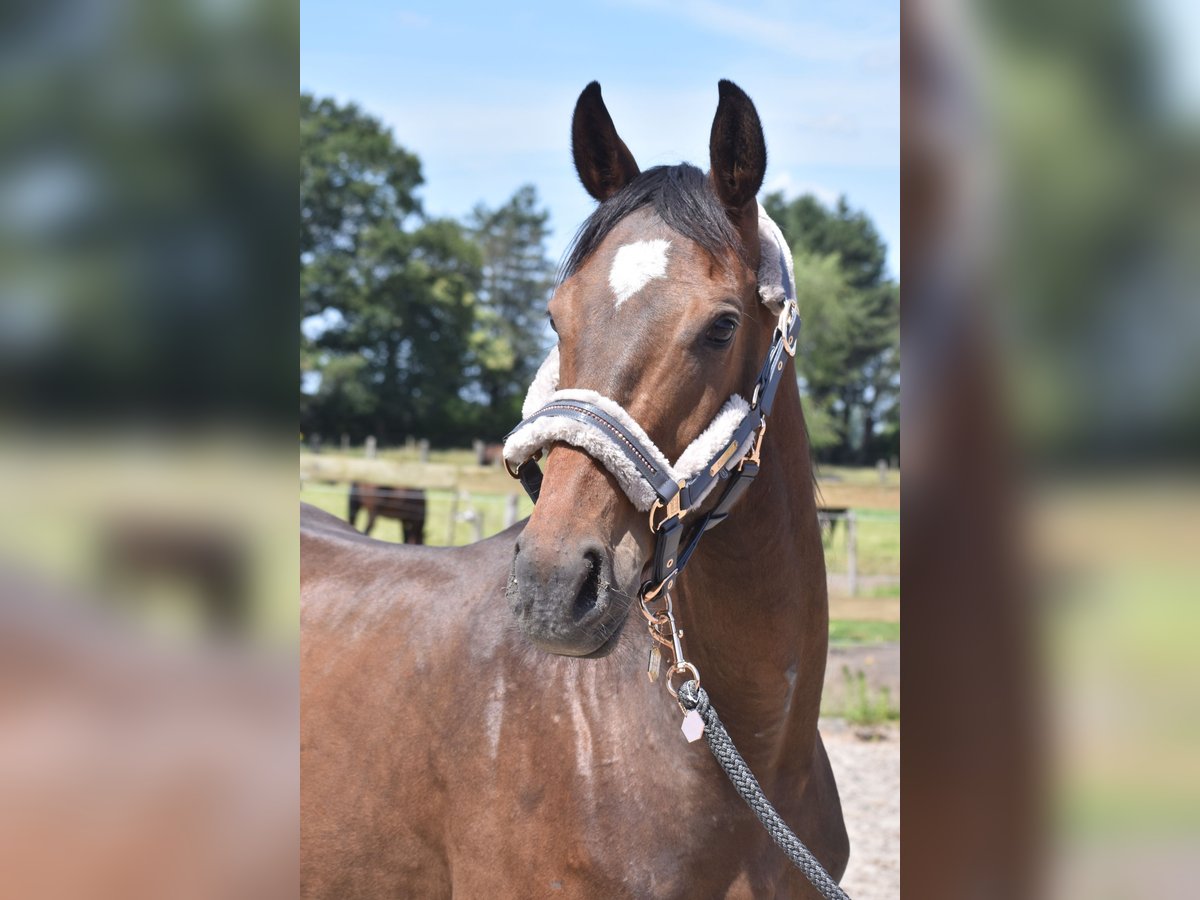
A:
572 549 603 622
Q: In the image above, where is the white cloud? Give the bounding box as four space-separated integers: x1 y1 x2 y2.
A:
615 0 897 67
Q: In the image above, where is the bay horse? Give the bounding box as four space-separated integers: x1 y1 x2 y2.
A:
301 80 848 897
347 481 426 544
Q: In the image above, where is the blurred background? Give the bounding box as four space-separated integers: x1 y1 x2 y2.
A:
0 0 298 897
3 0 1196 894
903 0 1200 896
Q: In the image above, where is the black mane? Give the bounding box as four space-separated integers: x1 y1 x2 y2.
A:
560 164 748 281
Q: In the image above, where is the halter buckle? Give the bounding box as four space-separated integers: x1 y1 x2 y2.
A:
648 481 687 533
777 300 798 358
741 418 767 469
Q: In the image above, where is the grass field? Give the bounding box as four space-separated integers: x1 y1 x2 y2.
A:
300 473 898 573
301 480 534 546
301 450 901 640
829 619 901 644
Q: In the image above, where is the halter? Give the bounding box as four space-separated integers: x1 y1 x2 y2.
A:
503 205 800 603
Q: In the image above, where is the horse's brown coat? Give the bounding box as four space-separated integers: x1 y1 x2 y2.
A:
301 80 847 898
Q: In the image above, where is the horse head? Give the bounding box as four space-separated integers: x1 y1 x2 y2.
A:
506 80 780 658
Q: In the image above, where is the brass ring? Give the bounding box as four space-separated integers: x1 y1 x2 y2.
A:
641 578 668 602
638 602 669 626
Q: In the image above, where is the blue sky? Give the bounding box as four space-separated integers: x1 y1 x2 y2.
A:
301 0 900 279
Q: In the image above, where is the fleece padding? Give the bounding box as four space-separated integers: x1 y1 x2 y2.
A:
756 201 797 313
503 390 750 512
521 345 560 419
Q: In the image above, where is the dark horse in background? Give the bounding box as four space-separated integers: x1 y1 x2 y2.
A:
347 482 426 544
302 81 847 897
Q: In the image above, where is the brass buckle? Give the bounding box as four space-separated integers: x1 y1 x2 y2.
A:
647 480 687 533
777 300 798 358
740 419 767 469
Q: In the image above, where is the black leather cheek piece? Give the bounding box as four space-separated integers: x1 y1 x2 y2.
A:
753 310 800 417
704 461 758 530
755 345 788 414
651 515 683 587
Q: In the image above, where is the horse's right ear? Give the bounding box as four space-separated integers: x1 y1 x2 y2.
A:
571 82 640 202
709 79 767 211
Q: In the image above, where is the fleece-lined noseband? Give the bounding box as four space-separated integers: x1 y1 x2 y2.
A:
503 203 799 597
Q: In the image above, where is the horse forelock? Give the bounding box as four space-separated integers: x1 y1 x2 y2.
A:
559 163 748 286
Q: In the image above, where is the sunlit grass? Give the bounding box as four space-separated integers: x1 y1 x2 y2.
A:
829 619 900 644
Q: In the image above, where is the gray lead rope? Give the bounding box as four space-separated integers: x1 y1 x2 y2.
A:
677 681 851 900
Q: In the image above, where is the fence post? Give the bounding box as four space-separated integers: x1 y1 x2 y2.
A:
418 439 430 463
846 509 858 596
505 493 519 528
364 436 377 459
446 492 459 545
341 433 350 452
462 504 483 543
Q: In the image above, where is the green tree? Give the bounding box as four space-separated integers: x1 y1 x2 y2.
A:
763 192 888 291
301 94 423 319
300 94 482 445
467 185 555 437
766 192 899 463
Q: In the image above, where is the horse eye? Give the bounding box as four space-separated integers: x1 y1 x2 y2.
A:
705 314 739 347
547 313 558 334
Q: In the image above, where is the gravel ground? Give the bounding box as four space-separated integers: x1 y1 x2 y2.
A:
821 718 900 899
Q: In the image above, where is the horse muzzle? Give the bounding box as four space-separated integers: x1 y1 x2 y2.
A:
506 532 631 657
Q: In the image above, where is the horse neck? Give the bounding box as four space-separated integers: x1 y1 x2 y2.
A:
675 374 827 774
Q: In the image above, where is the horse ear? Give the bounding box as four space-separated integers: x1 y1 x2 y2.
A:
571 82 640 202
709 80 767 212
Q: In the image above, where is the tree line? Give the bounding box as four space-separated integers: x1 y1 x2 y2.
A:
301 94 898 463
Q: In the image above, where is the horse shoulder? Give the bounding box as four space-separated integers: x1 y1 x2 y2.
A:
300 511 528 897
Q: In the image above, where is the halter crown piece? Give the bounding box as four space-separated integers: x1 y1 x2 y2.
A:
503 203 800 599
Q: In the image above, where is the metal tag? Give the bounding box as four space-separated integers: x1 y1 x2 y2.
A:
646 645 662 682
681 709 705 743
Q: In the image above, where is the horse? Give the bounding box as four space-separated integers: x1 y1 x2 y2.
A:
97 514 251 636
474 440 505 467
301 80 848 897
346 482 426 544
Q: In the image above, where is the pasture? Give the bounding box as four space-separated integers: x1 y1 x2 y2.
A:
299 448 901 633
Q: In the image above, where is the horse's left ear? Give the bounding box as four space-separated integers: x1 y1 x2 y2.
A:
709 80 766 258
572 82 641 202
